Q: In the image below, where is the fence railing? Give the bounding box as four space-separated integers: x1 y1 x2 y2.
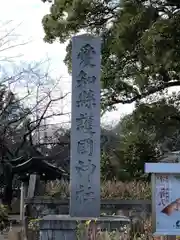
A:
24 198 152 219
25 198 151 209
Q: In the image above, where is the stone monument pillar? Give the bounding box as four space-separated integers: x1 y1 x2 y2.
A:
70 34 101 217
39 34 130 239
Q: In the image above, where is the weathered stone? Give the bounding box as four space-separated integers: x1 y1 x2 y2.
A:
40 215 130 240
70 34 101 217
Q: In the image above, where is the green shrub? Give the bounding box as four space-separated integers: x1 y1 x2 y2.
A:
0 204 9 232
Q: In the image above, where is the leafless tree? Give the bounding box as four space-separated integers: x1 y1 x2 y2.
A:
0 20 70 159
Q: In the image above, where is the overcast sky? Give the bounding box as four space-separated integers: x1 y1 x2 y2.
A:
0 0 135 126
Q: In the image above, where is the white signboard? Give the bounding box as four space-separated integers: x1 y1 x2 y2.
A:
154 174 180 235
145 163 180 236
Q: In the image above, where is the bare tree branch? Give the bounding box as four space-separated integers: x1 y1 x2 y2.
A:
0 20 70 161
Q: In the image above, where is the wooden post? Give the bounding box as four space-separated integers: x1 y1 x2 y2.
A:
20 182 24 224
27 174 37 198
20 182 27 240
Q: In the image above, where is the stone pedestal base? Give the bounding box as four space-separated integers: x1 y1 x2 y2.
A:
40 214 130 240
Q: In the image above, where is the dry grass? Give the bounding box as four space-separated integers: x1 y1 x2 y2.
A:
45 180 151 199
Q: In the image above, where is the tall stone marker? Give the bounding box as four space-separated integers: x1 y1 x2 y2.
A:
70 34 101 217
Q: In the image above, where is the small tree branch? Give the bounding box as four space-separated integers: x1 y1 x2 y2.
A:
109 80 180 105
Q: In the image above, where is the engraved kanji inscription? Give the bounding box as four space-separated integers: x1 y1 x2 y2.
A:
76 184 95 203
76 90 96 108
77 138 93 156
76 113 95 135
77 43 96 68
76 70 96 88
76 159 96 182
